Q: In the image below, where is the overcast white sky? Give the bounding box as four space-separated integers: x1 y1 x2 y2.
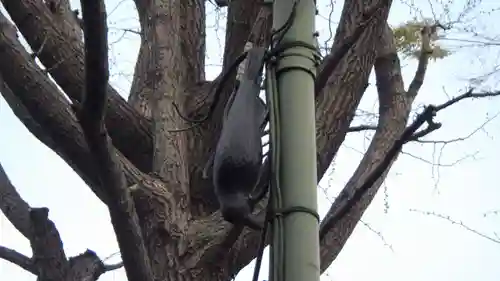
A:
2 0 500 280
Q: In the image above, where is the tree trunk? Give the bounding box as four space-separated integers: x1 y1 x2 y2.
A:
0 0 443 280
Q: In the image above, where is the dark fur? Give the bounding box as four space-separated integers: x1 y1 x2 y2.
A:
212 48 267 229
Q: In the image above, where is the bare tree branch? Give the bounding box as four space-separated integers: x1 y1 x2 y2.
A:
0 161 118 280
415 111 500 144
405 89 500 142
316 0 391 95
314 0 392 182
0 163 32 238
0 14 177 273
65 249 124 280
1 0 154 173
348 125 377 132
29 207 69 280
348 89 500 142
347 22 438 137
76 2 154 281
410 209 500 244
348 122 442 141
318 21 433 271
0 162 109 279
0 11 108 201
320 106 439 240
0 6 171 208
436 89 500 111
103 261 124 271
0 245 36 275
319 86 500 269
407 25 436 96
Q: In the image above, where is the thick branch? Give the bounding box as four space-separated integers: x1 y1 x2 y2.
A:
0 161 70 278
318 23 445 271
77 2 153 281
0 76 61 155
0 43 176 263
1 0 153 173
317 22 406 270
315 0 391 95
0 11 167 206
128 38 153 119
184 202 267 277
0 11 106 200
314 0 392 181
0 245 36 275
222 0 269 72
407 25 435 96
29 207 69 280
65 250 124 280
0 243 125 280
0 163 32 238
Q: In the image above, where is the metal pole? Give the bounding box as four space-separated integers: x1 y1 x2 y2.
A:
271 0 319 280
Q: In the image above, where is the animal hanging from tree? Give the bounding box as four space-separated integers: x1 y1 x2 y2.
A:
211 47 268 230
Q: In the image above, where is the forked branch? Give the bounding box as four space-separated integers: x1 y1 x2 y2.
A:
315 0 390 95
0 169 125 279
76 2 153 281
0 162 70 279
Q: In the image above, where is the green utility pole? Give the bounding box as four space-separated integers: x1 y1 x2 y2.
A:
271 0 319 280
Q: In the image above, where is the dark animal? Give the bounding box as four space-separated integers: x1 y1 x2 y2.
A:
212 48 268 229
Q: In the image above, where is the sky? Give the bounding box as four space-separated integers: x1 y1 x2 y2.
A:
1 0 500 281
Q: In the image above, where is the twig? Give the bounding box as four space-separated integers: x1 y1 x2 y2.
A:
30 35 48 60
42 57 66 74
77 1 154 281
410 209 500 244
434 89 500 111
318 184 394 251
415 111 500 144
103 261 124 271
348 125 377 132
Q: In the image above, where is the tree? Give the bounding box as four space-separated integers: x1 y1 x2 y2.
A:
0 0 498 280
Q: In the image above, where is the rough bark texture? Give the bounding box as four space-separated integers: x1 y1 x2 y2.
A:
0 0 439 280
